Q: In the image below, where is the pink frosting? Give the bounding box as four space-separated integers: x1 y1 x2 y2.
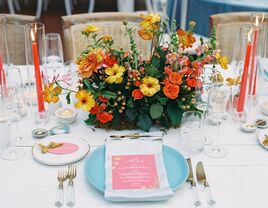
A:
48 143 79 155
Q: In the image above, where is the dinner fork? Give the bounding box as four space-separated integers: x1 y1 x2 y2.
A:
55 170 67 207
66 165 77 207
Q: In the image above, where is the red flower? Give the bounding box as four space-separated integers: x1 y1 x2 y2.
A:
100 103 107 110
90 104 100 115
186 77 202 88
103 54 118 67
180 67 193 75
132 89 144 100
96 112 113 123
134 81 141 87
98 95 109 103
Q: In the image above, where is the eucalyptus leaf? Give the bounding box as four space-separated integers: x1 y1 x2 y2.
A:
150 103 163 119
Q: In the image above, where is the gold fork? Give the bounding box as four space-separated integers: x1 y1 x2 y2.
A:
55 170 67 207
66 165 77 207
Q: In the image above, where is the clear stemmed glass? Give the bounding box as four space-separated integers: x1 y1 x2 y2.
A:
179 111 206 155
0 107 25 160
43 33 64 84
3 66 29 145
204 84 231 158
194 71 214 144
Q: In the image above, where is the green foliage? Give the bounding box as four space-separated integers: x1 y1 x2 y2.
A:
167 101 183 126
111 110 121 128
137 114 152 132
85 114 97 125
66 92 71 104
145 65 160 78
150 103 163 119
125 108 138 122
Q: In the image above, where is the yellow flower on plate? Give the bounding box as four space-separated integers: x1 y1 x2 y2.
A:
226 76 241 86
215 53 229 69
83 25 100 34
140 13 161 30
105 64 126 84
140 76 160 97
74 90 95 112
43 83 62 104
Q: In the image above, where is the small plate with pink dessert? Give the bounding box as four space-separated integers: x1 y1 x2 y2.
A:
32 134 90 166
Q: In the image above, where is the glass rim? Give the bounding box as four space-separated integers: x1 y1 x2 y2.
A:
24 22 45 30
182 110 203 116
45 33 61 40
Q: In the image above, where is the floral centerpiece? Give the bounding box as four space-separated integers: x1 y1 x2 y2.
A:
44 14 228 131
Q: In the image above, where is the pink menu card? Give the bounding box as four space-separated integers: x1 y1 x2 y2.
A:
112 154 159 190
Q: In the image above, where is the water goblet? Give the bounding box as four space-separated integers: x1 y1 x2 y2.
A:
179 111 206 155
204 84 231 158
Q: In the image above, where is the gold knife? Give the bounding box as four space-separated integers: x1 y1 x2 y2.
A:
186 158 201 207
196 161 216 205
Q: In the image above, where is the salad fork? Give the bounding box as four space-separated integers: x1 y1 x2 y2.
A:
66 165 77 207
55 170 67 207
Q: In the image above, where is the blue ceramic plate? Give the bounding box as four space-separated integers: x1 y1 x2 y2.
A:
84 145 189 192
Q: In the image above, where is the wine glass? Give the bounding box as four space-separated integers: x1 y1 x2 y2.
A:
0 106 25 160
179 111 206 155
204 84 231 158
3 66 29 144
194 71 214 144
43 33 64 84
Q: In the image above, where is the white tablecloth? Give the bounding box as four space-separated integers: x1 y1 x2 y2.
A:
1 66 268 208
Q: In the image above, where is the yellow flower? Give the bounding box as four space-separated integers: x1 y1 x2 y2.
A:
138 29 154 40
102 35 113 42
140 13 161 30
83 25 100 34
74 90 95 112
105 64 125 84
215 53 229 69
140 76 160 97
226 76 240 86
43 83 62 104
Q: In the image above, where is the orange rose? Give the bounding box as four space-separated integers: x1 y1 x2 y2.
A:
163 83 180 99
168 72 182 85
163 78 170 86
132 89 144 100
97 112 113 123
138 29 154 40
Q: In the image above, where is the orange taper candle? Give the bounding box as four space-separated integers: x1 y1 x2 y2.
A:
31 30 45 112
237 31 252 113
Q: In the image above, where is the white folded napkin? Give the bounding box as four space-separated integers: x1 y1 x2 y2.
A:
104 139 173 202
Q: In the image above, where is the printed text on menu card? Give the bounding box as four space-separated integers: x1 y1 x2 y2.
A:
112 154 159 190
